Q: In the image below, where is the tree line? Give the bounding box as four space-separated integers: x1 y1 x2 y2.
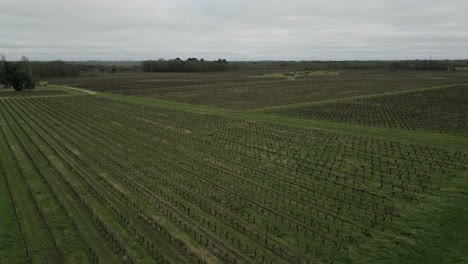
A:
31 60 81 78
238 59 468 71
141 58 238 72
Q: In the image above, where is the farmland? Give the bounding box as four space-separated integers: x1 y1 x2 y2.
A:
269 86 468 136
49 70 468 109
1 69 467 264
0 90 68 98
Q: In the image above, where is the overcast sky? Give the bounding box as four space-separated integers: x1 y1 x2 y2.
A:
1 0 467 61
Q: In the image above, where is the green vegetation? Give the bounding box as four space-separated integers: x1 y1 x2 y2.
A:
31 60 81 78
1 68 467 263
345 169 468 264
0 56 36 91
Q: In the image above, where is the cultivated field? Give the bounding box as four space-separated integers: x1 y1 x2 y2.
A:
0 90 68 98
269 86 468 136
1 70 468 263
49 70 468 109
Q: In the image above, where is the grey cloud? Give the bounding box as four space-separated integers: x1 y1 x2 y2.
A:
0 0 467 60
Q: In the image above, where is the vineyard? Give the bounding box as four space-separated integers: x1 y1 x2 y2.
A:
270 86 468 136
49 70 468 109
0 91 466 263
0 90 68 98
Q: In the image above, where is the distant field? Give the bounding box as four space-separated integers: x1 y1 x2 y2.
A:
1 94 466 263
269 86 468 136
49 70 468 109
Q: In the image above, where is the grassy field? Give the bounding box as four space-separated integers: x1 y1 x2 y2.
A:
1 70 467 263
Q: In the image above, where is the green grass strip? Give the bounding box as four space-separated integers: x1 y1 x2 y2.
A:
338 168 468 264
